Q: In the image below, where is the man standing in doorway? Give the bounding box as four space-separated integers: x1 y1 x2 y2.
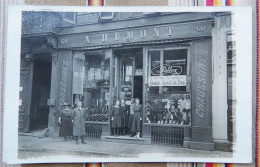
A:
72 101 87 144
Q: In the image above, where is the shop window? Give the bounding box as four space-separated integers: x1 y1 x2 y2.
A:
145 48 191 126
83 54 110 122
163 50 187 75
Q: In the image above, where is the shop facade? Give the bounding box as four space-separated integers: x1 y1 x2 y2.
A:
19 12 234 151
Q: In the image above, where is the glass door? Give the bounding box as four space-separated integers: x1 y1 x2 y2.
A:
120 55 133 104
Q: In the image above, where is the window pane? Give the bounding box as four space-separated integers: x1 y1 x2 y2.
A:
83 54 110 122
120 56 133 101
122 56 132 76
135 54 143 69
163 49 187 75
150 51 160 76
146 49 190 126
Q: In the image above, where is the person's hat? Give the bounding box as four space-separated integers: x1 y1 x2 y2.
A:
62 102 71 107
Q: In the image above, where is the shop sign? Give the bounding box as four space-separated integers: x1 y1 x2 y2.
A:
148 75 186 86
135 69 143 76
191 39 212 124
59 22 212 49
151 64 182 75
56 51 73 115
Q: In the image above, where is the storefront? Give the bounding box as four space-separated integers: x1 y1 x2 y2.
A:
20 12 233 151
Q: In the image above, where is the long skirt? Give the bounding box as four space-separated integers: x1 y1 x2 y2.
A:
111 115 121 128
128 114 134 129
59 116 73 137
121 113 128 128
131 112 142 132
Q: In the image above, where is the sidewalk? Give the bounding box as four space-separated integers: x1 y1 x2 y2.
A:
18 135 232 160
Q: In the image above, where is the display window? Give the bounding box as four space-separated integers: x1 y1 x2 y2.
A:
145 47 191 126
83 53 110 122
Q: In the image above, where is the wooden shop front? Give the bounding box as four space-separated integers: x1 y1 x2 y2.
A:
19 12 219 151
53 13 214 150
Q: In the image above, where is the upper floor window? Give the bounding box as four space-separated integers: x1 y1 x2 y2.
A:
63 12 76 24
99 12 114 20
227 34 236 65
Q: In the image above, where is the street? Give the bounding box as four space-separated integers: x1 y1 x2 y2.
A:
18 135 233 160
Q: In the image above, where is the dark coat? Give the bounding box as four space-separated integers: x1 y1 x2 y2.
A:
111 106 121 128
120 105 129 128
59 109 73 137
72 108 86 136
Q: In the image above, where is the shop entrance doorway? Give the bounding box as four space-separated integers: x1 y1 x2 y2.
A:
133 76 143 104
112 48 143 138
114 48 143 103
30 53 52 131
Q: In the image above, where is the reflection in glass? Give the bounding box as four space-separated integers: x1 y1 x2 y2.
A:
83 54 110 122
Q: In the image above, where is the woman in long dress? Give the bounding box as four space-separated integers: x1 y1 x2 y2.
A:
59 102 73 141
128 99 135 137
120 99 128 136
111 100 121 136
131 98 142 138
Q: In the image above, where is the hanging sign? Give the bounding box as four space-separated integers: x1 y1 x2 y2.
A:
148 75 186 86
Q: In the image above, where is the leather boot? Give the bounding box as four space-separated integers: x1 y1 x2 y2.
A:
81 136 86 144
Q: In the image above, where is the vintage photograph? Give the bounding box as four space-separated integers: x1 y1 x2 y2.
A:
2 6 252 164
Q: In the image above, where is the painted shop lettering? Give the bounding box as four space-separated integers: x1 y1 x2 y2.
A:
58 59 69 112
115 32 120 41
151 64 182 75
195 50 208 119
126 31 134 40
153 28 160 38
84 26 175 44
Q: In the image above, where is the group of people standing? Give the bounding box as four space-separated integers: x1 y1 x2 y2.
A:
58 101 87 144
58 98 143 142
111 98 142 139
